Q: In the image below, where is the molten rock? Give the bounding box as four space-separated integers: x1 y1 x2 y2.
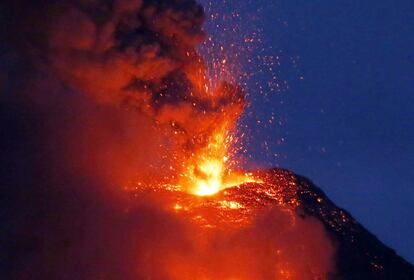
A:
129 169 414 279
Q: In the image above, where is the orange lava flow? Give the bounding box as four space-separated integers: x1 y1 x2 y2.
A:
179 122 256 196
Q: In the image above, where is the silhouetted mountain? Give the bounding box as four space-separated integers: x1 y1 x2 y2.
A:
289 170 414 279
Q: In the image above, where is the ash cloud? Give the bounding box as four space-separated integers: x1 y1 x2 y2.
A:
1 0 244 157
0 0 335 279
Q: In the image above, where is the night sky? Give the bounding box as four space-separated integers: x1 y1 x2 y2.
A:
201 0 414 262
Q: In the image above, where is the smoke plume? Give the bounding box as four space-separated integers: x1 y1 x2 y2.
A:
0 0 335 279
1 0 245 184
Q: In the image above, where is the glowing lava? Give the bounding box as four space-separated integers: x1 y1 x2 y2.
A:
180 123 256 196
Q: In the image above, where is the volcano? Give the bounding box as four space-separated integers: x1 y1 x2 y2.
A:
3 167 414 279
1 0 413 279
129 168 414 279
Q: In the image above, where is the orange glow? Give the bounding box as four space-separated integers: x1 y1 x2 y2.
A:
179 123 256 196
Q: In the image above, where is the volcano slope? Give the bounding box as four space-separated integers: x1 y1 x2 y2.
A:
132 168 414 279
278 169 414 279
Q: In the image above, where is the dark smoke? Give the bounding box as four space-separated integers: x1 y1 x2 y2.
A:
0 0 334 279
1 0 244 156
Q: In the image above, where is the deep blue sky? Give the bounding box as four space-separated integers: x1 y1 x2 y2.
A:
201 0 414 262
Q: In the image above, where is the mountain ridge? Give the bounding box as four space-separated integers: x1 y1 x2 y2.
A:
289 169 414 279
